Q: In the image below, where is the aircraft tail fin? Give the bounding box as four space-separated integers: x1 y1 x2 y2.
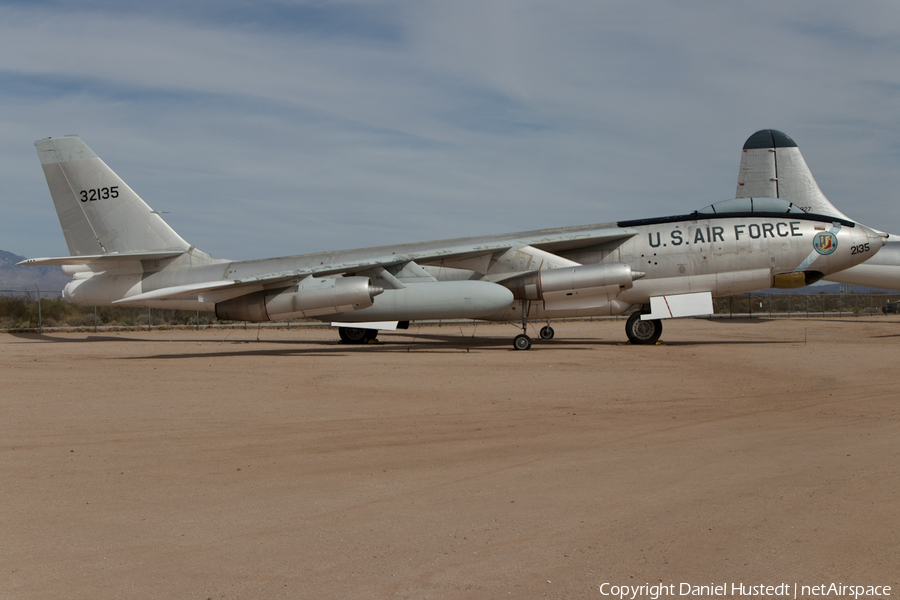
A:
34 136 192 257
736 129 851 222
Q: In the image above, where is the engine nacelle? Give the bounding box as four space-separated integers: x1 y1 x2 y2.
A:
215 276 382 322
500 263 640 318
502 263 638 300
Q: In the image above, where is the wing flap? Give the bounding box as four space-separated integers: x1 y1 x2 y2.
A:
306 227 637 277
112 280 238 304
112 272 305 305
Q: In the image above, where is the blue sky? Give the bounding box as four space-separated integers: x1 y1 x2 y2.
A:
2 1 900 260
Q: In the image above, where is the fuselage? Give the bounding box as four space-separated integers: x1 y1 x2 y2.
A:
62 207 884 323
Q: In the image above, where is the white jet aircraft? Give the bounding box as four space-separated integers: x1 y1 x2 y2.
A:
734 129 900 291
20 136 886 348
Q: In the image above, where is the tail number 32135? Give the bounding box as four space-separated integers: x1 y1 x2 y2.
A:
79 186 119 202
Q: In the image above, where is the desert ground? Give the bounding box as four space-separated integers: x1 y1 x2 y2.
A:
2 317 898 599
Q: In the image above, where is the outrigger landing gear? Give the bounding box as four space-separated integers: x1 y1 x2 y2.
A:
625 311 662 345
513 334 532 351
539 324 555 340
512 303 533 350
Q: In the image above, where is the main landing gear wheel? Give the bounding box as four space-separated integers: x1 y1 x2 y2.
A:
625 312 662 345
539 326 555 340
513 334 532 351
338 327 375 344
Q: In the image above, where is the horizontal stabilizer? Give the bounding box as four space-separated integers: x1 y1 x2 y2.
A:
642 292 713 320
18 250 186 266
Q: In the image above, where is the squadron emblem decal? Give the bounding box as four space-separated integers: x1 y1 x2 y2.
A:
813 231 838 255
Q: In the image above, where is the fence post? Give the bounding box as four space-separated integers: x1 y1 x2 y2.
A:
94 306 98 333
38 292 42 333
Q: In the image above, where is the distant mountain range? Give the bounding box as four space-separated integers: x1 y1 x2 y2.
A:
0 249 71 293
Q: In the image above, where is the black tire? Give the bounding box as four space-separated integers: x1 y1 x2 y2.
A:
539 326 554 340
364 329 378 341
513 334 532 351
625 312 662 345
338 327 368 344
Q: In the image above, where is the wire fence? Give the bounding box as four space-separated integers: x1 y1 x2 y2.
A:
2 289 900 333
713 291 900 318
0 289 214 333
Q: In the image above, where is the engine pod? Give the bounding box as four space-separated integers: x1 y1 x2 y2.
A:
501 263 637 300
215 276 380 321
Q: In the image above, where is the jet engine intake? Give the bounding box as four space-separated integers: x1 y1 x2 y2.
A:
215 276 382 322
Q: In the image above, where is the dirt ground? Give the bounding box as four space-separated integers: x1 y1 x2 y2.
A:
2 317 898 599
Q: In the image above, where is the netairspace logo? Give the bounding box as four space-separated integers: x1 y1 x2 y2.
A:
598 582 892 599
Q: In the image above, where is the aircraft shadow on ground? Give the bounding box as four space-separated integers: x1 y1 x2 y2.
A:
7 331 801 358
7 333 166 344
118 333 800 360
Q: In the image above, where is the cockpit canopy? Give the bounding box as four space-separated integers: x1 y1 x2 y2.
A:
697 197 807 215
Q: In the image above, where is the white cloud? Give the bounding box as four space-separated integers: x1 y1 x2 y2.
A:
1 1 900 261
